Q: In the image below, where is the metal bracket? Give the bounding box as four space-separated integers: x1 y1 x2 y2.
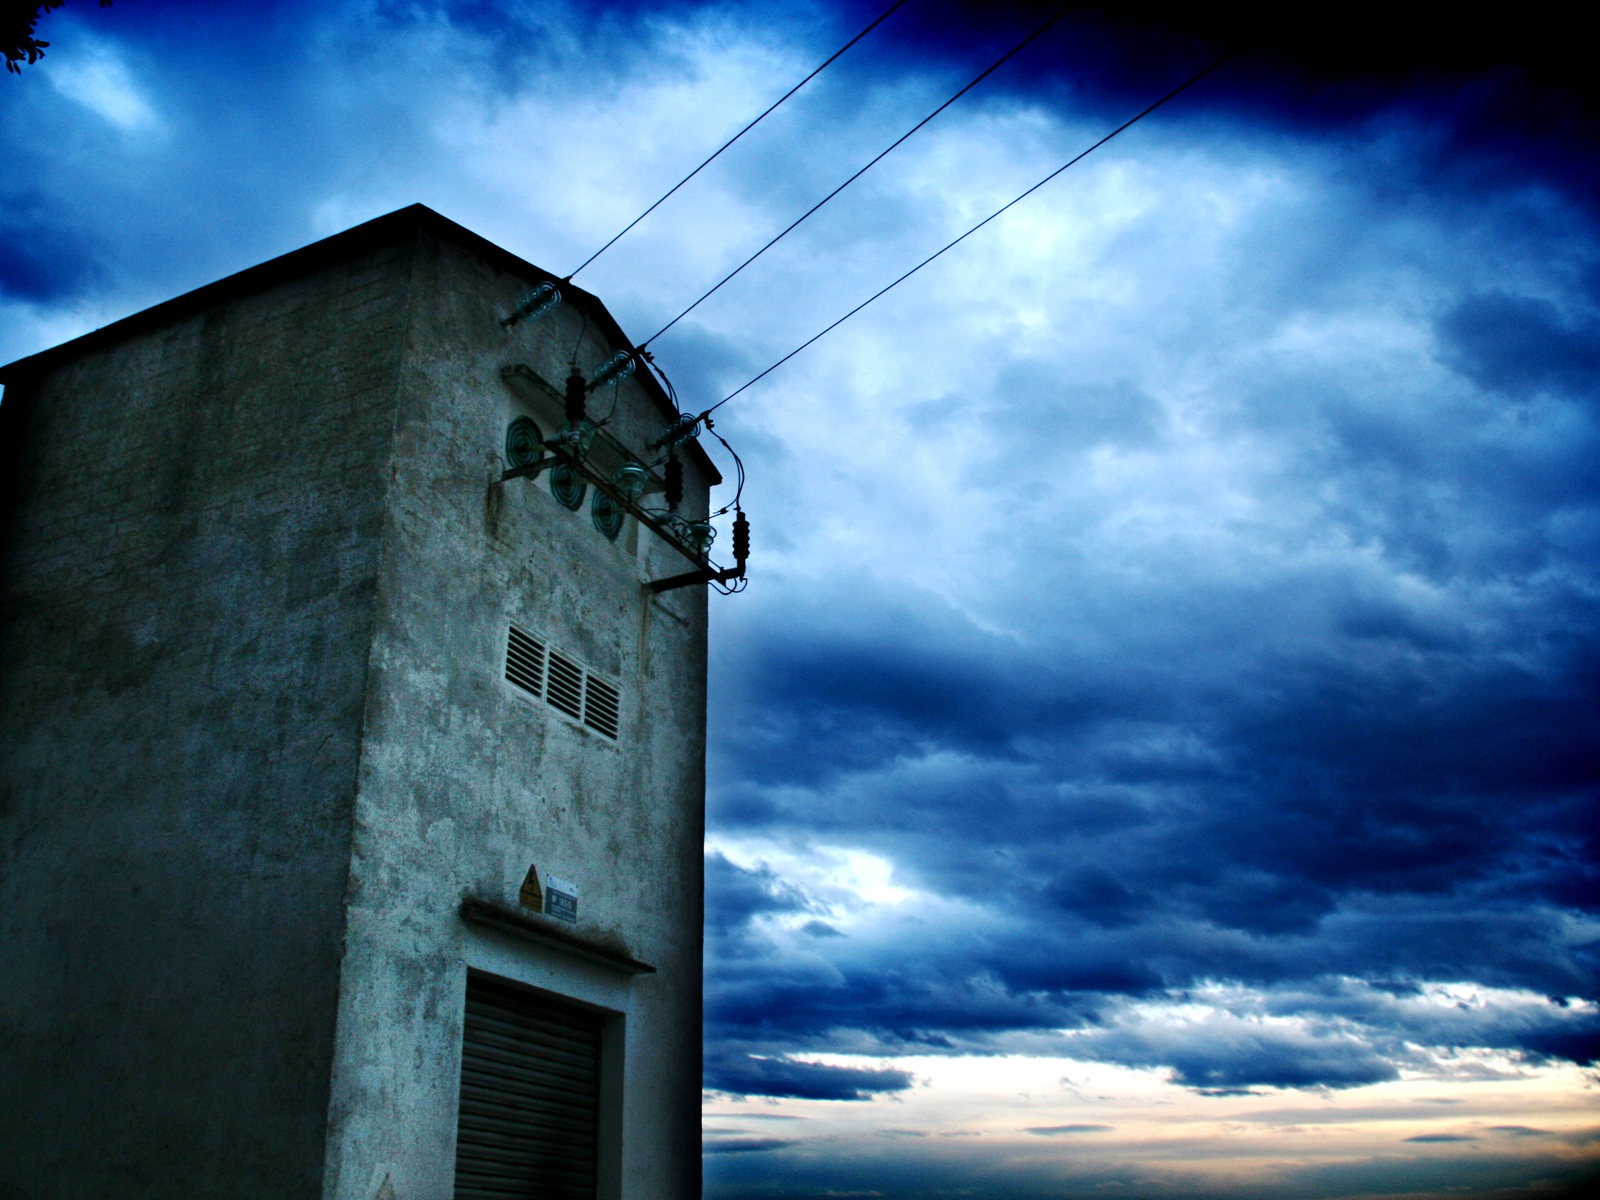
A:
648 565 745 594
501 440 733 578
499 455 559 482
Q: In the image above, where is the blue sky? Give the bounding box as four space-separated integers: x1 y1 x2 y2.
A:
4 3 1598 1196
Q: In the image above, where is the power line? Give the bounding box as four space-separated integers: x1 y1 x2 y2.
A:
565 0 912 281
703 53 1234 418
639 8 1066 349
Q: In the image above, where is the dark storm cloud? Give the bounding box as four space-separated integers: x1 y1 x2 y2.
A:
0 2 391 336
721 604 1093 788
717 570 1600 929
883 2 1599 184
1516 1022 1600 1068
706 536 1600 1086
1435 288 1600 400
1026 1124 1113 1135
710 839 1600 1083
703 1136 802 1155
705 917 1107 1053
723 754 1592 984
707 857 1600 1089
705 1049 914 1100
441 0 1508 114
0 194 107 302
1063 1017 1401 1090
707 850 819 939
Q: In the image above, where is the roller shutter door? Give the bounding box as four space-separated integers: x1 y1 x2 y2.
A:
453 973 603 1200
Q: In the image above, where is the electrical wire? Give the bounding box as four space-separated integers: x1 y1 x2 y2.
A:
711 570 749 596
568 311 590 366
639 7 1066 349
705 421 746 517
702 53 1233 418
565 0 912 282
649 359 680 414
591 375 624 425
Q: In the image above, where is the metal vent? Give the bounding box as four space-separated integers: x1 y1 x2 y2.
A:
504 626 546 698
583 676 620 739
506 626 620 740
453 972 601 1200
546 652 584 721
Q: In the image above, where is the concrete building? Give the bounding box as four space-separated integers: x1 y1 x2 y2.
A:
0 205 725 1200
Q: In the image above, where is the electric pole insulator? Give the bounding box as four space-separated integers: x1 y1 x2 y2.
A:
664 455 684 511
565 369 587 425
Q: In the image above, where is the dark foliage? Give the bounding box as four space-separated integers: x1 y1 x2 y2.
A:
4 1 112 74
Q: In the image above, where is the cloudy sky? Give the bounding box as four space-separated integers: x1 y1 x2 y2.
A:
4 2 1598 1196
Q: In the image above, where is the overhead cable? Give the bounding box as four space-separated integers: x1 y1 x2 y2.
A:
703 53 1234 417
565 0 912 281
639 7 1066 348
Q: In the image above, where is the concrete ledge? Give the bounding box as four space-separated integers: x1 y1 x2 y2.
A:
459 896 657 976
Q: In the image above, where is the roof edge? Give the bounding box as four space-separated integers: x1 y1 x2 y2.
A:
0 205 719 483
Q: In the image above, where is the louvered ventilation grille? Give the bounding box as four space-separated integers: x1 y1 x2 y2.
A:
504 627 545 698
504 626 621 740
583 676 620 739
546 652 584 721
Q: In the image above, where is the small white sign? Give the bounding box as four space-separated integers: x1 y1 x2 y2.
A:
544 875 579 923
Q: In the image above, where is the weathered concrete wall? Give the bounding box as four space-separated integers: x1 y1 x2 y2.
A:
0 244 414 1199
320 229 709 1200
1 209 710 1200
